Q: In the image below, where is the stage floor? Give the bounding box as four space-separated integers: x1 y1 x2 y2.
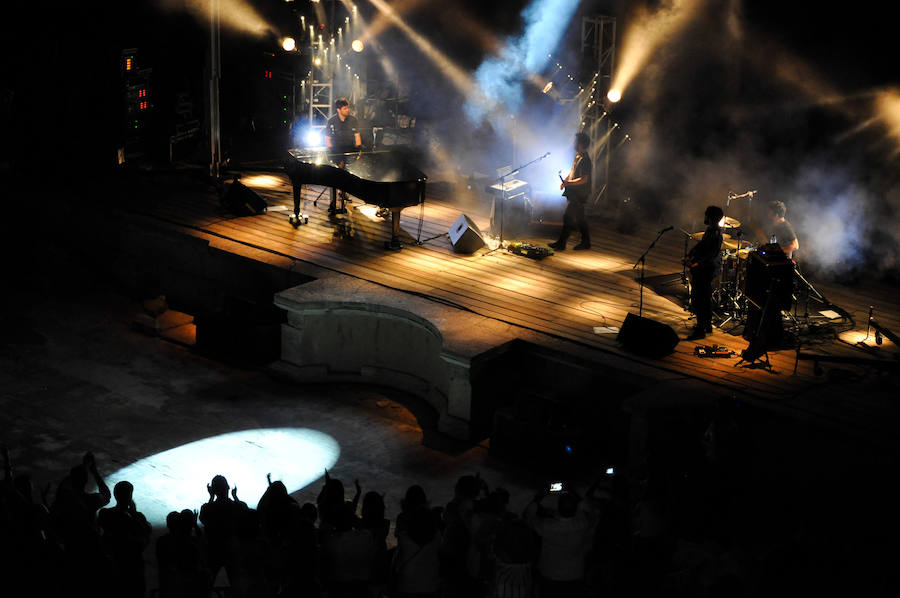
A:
117 169 900 447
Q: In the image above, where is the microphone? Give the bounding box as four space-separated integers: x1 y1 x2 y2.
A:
659 225 673 234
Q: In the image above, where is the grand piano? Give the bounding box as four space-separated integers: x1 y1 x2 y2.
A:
285 147 427 249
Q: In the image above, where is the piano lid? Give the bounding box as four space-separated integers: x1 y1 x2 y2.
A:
287 148 427 184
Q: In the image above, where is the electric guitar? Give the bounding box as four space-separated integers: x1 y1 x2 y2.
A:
558 154 583 198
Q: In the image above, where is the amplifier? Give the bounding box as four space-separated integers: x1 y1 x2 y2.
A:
744 244 793 311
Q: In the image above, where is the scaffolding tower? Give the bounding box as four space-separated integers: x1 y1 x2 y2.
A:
581 15 616 205
309 79 333 132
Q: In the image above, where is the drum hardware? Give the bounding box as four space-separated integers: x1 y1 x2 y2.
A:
712 231 754 330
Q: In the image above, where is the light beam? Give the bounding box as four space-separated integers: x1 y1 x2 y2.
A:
106 428 340 527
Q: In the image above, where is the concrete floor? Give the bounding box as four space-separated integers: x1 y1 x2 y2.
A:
1 275 549 589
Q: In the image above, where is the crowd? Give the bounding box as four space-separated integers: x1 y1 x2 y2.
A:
2 434 853 598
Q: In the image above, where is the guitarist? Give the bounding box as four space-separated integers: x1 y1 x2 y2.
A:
685 205 724 340
549 132 593 251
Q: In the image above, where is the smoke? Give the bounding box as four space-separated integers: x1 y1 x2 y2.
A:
465 0 581 122
159 0 274 37
603 0 900 278
609 0 708 99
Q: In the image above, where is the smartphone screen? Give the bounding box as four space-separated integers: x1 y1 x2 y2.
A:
549 482 563 492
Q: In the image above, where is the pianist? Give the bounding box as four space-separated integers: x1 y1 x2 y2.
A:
325 98 363 214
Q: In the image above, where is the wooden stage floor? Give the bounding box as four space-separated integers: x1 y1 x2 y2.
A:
117 169 900 445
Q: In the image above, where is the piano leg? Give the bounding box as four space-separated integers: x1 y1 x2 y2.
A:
386 208 403 250
289 181 308 227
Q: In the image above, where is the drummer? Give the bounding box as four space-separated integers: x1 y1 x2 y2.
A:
767 200 799 259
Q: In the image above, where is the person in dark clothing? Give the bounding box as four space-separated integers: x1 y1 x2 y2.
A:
156 510 210 598
686 205 724 340
767 200 798 259
550 132 593 251
98 481 152 598
326 97 362 155
198 474 248 597
51 452 112 597
325 97 362 214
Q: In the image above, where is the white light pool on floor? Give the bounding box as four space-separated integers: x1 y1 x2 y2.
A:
106 428 340 526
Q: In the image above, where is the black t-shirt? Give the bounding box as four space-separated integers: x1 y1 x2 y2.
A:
326 114 359 153
689 226 723 271
566 151 593 202
771 219 796 246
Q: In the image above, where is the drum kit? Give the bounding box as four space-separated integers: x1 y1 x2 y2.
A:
683 214 843 337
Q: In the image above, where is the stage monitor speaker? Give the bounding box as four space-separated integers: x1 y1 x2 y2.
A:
222 178 268 216
449 213 485 253
617 312 679 358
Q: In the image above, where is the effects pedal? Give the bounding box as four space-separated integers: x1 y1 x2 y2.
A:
694 344 733 358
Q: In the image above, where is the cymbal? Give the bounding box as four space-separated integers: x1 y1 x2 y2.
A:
690 231 749 251
719 216 741 228
721 235 739 250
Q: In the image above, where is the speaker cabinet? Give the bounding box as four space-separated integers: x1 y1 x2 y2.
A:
449 213 485 253
222 178 268 216
617 312 679 358
744 244 793 311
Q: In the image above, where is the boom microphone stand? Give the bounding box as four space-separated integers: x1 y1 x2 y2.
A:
633 226 673 317
484 151 550 255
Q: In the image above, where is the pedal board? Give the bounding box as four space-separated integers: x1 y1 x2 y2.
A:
694 345 734 358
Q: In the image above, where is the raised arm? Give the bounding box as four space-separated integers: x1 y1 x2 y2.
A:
84 452 111 506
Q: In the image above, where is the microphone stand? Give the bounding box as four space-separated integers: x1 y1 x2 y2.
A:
678 229 692 287
484 152 550 255
633 227 672 317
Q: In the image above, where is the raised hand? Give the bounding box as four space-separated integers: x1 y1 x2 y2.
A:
267 473 272 486
231 486 238 501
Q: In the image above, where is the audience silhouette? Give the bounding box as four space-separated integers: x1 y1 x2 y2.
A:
1 439 880 597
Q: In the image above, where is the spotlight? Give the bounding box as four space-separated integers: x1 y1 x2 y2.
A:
351 39 364 52
282 37 296 52
607 88 622 103
304 129 323 147
542 81 553 94
313 57 322 66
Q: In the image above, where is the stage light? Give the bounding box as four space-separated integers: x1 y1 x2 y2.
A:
468 0 581 120
105 428 340 526
313 57 322 66
542 81 554 94
607 88 622 103
351 39 364 52
282 37 296 52
304 129 324 147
